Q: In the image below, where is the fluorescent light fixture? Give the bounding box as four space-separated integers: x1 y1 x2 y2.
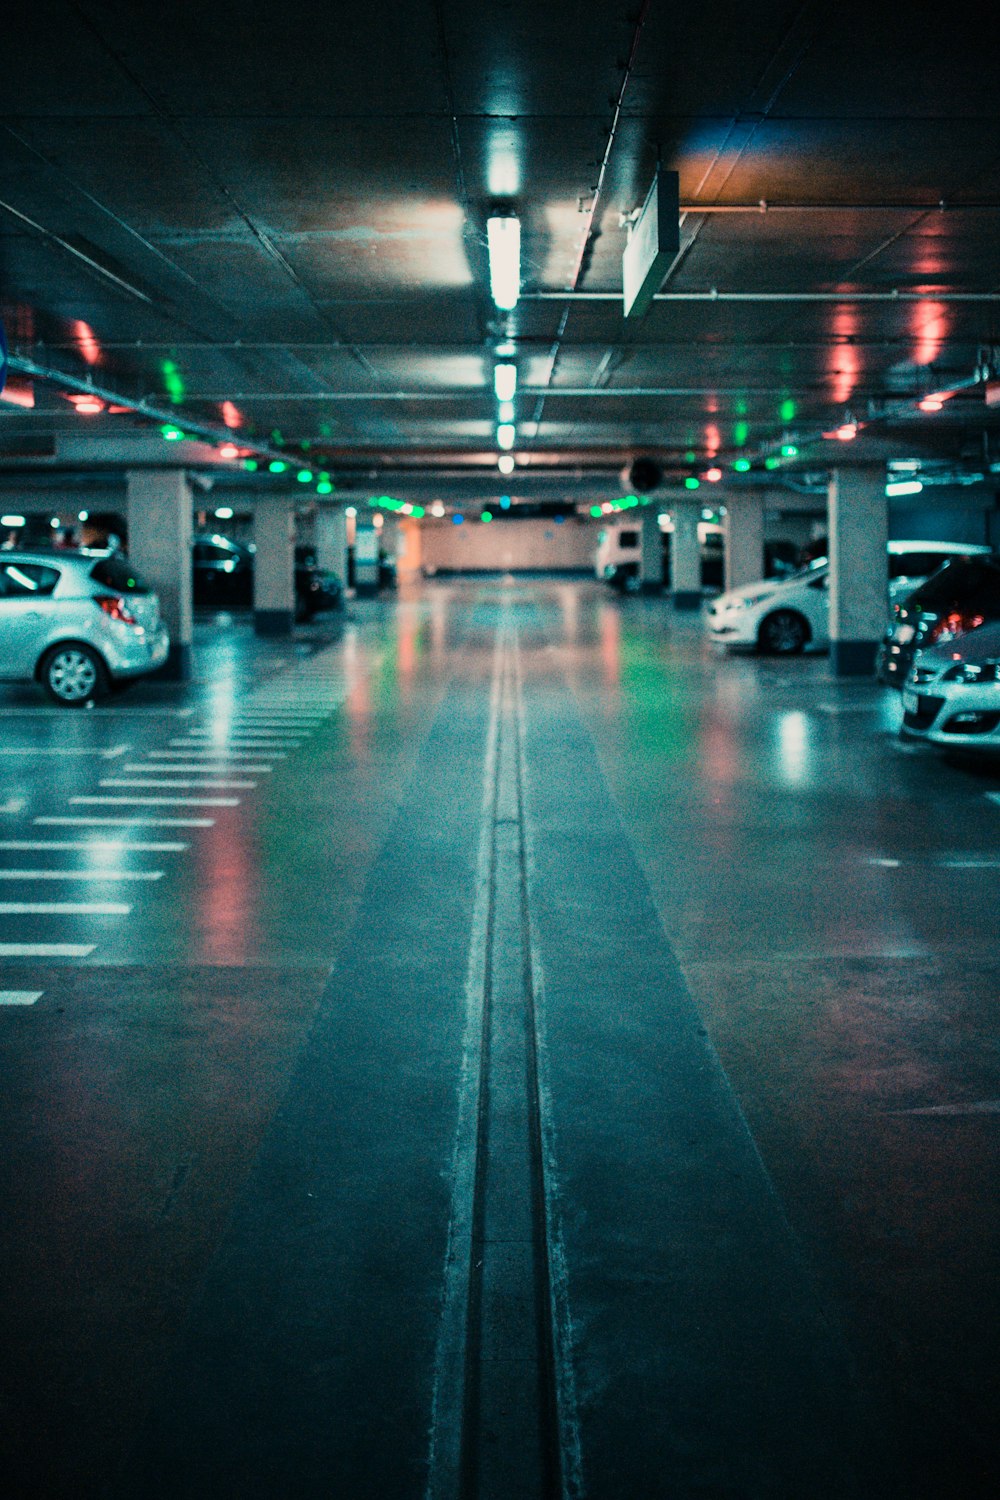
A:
487 216 521 310
498 454 515 475
431 501 445 517
494 364 517 401
214 506 234 520
497 423 516 450
498 401 515 422
886 479 924 497
1 515 26 528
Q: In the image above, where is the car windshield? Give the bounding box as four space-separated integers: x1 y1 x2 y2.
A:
781 556 828 584
88 556 150 594
906 557 1000 613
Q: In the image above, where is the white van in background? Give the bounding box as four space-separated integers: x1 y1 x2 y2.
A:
595 524 642 591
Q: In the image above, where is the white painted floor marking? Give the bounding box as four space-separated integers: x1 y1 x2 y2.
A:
98 778 257 790
0 840 187 853
0 991 42 1006
0 746 130 758
0 798 27 815
123 762 272 774
0 901 130 914
0 869 163 881
151 749 284 762
168 738 298 749
0 943 94 956
36 815 215 828
70 796 240 807
868 856 1000 870
893 1100 1000 1116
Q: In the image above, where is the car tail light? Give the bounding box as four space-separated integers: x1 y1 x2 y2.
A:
95 593 138 625
926 611 985 646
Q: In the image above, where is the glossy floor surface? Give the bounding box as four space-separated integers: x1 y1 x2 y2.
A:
1 580 998 1499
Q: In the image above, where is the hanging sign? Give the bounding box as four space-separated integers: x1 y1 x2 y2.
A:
622 168 680 319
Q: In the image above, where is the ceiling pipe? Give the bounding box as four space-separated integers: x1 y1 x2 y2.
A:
4 353 296 470
525 290 1000 302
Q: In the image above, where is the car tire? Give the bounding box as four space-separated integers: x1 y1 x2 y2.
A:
758 609 808 655
39 643 109 705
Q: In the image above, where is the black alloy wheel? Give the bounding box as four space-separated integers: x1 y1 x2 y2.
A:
758 609 808 655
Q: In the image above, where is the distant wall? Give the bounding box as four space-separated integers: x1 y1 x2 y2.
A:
421 516 598 573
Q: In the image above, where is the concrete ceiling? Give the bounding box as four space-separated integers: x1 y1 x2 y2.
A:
2 0 1000 499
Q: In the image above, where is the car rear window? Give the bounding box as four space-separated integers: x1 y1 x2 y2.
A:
889 551 948 578
88 557 150 594
907 557 1000 613
618 530 639 548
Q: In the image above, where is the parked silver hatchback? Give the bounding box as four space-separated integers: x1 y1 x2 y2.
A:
0 549 169 705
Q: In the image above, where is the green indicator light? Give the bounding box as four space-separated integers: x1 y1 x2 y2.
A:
765 456 781 470
316 481 333 494
733 458 752 473
161 425 183 441
733 421 749 446
684 477 700 490
481 510 493 523
780 444 799 458
411 505 425 518
161 359 186 405
297 469 313 483
780 399 796 423
590 505 603 518
685 450 697 463
244 458 258 471
268 460 287 474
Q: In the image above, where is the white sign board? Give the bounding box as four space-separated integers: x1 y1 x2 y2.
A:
622 169 680 319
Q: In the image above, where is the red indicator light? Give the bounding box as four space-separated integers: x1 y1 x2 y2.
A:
73 321 101 365
704 467 723 483
0 377 35 409
67 393 105 415
218 443 239 460
927 611 985 645
221 401 243 429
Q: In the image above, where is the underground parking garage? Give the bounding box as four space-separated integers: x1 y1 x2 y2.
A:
2 4 1000 1497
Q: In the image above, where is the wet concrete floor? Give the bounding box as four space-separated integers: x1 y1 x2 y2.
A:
0 580 998 1498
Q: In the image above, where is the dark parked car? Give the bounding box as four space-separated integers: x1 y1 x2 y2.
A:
192 535 342 619
876 553 1000 687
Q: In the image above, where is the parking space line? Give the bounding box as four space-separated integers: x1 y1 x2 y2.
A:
0 868 162 881
70 796 240 807
36 816 215 828
0 901 131 914
0 840 187 853
0 992 43 1006
0 799 27 815
0 943 95 956
123 762 272 774
98 778 257 790
0 747 132 758
151 750 285 762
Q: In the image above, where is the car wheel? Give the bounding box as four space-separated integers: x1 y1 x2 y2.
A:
40 644 108 705
758 609 808 655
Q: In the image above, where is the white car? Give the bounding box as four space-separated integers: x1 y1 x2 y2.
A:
0 548 170 704
900 620 1000 751
706 541 993 655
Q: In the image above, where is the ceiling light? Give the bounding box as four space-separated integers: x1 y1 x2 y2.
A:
704 467 722 482
494 363 517 401
498 400 515 423
1 514 26 528
78 510 89 521
214 506 234 520
498 454 515 475
487 215 521 310
346 506 357 517
431 501 445 517
496 422 515 450
886 479 924 497
218 443 239 460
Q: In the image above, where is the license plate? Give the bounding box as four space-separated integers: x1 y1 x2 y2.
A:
902 690 918 713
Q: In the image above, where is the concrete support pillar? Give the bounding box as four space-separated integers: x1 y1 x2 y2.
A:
723 494 765 592
315 507 349 587
126 468 192 680
670 504 702 609
640 506 664 592
828 466 888 675
253 496 296 635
